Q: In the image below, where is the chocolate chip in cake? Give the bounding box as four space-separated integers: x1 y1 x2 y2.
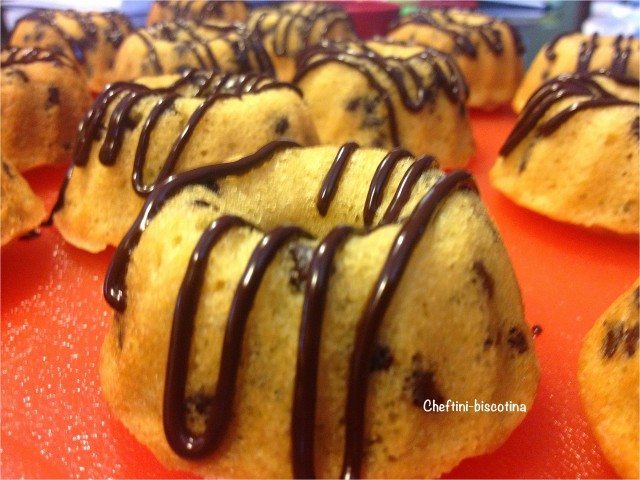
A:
507 327 528 354
483 337 493 349
631 116 639 139
345 97 361 112
602 322 624 359
370 344 394 372
472 260 494 299
624 322 639 357
2 161 15 180
275 116 289 135
288 243 314 291
192 199 212 208
46 86 60 110
408 369 445 408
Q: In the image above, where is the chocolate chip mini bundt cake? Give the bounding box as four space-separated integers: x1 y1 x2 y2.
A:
9 9 132 92
491 72 639 235
52 71 318 252
247 2 356 81
1 159 45 246
100 141 539 478
147 1 248 26
513 32 640 112
111 20 273 81
387 8 524 109
294 39 475 168
579 280 639 479
1 47 92 171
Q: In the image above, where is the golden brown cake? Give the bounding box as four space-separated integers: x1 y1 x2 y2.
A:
1 47 92 171
490 72 639 235
52 71 318 252
1 159 46 246
147 1 248 25
247 2 356 81
100 141 539 478
111 20 273 81
387 8 524 110
9 9 132 92
513 32 640 112
294 39 475 168
579 280 639 479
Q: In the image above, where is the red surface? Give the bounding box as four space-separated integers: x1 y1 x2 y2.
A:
1 110 637 478
339 1 399 39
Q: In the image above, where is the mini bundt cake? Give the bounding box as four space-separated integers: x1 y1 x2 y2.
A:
579 280 639 479
1 159 45 246
9 9 132 92
387 8 524 109
100 141 539 478
490 72 639 235
147 1 248 25
513 32 640 112
294 40 475 168
52 71 319 252
247 2 356 81
111 21 273 81
1 47 92 171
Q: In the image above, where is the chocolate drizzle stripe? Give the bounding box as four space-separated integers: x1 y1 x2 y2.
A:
1 46 77 69
135 31 163 74
381 155 437 224
500 74 637 156
341 170 476 479
292 225 354 478
316 142 359 216
363 147 413 227
164 217 309 458
577 32 599 73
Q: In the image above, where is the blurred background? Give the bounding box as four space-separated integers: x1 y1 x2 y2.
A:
2 0 639 66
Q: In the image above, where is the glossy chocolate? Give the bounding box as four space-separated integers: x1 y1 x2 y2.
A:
104 140 478 477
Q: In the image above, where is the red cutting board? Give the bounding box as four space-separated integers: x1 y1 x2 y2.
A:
1 110 637 478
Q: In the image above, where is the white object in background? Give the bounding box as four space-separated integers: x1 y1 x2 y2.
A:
582 1 640 37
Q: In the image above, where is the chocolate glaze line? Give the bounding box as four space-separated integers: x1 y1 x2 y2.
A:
500 73 637 156
317 142 359 216
389 9 521 58
294 41 467 146
363 147 413 227
381 154 437 225
341 170 476 479
134 30 164 74
164 215 310 458
292 225 354 478
546 31 638 77
1 46 77 69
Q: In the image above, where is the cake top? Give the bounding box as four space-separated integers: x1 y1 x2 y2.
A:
12 9 133 63
389 8 525 58
151 1 246 23
501 72 639 156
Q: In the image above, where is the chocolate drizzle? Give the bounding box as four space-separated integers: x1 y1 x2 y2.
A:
130 20 273 77
1 46 77 70
104 139 478 477
316 142 359 216
500 73 638 156
71 71 299 192
294 40 468 146
389 8 524 57
155 1 242 23
249 3 354 58
12 9 131 65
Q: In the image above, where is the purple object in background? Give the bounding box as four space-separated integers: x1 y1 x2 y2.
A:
336 1 399 39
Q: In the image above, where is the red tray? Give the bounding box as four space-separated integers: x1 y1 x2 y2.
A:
2 109 637 478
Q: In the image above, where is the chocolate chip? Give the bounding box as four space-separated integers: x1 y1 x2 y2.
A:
531 324 543 337
602 322 624 359
2 161 15 179
288 243 313 291
483 337 493 349
46 86 60 109
408 369 445 408
275 116 289 135
345 97 361 111
370 344 394 372
472 261 494 299
631 116 639 139
361 116 384 129
363 95 380 114
507 327 528 354
624 322 639 357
